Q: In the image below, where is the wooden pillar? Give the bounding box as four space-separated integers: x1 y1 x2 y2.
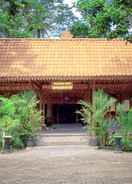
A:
90 80 96 136
56 105 59 124
47 103 53 125
39 91 49 129
31 82 47 129
89 80 96 103
47 103 52 118
83 87 90 103
39 93 45 129
43 103 46 127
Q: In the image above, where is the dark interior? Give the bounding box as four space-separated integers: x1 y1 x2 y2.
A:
53 104 81 124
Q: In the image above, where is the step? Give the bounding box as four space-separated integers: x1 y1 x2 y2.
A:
36 132 90 146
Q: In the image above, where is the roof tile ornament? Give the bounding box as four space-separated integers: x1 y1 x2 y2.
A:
60 31 73 39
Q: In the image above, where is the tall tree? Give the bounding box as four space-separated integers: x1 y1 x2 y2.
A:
39 0 77 37
71 0 132 39
0 0 77 38
0 0 47 37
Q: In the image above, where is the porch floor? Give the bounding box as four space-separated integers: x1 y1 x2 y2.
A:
45 123 86 134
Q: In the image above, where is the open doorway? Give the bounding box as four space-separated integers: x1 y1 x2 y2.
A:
53 104 81 124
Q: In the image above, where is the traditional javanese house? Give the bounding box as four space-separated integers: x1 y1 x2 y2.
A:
0 31 132 128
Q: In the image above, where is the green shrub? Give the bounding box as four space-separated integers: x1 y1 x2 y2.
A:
0 91 41 150
115 104 132 151
122 137 132 151
78 90 116 146
78 90 132 151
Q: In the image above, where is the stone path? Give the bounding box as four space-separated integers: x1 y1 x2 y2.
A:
0 145 132 184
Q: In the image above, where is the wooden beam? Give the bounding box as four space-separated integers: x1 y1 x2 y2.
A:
30 81 42 91
0 82 31 91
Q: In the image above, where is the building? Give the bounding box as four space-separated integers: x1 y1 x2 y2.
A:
0 32 132 127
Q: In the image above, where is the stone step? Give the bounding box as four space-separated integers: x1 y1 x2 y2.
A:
39 133 88 137
36 133 90 146
37 142 89 146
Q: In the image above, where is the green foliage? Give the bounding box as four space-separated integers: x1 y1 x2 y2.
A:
0 0 77 37
0 91 41 149
71 0 132 39
79 90 132 151
38 0 77 37
70 21 89 37
116 104 132 131
78 90 116 145
116 104 132 151
0 97 18 135
0 0 47 37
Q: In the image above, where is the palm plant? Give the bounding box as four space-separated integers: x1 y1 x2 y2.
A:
0 91 41 150
10 91 41 147
0 96 20 149
116 104 132 151
11 91 41 135
78 90 116 146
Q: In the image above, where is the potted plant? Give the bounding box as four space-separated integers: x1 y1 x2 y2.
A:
115 103 132 151
10 91 41 147
0 91 41 151
0 97 19 152
78 90 116 147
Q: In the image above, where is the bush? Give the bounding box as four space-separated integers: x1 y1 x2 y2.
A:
0 91 41 150
78 90 132 152
78 90 116 146
115 104 132 151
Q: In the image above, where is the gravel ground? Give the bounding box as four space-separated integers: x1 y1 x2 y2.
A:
0 145 132 184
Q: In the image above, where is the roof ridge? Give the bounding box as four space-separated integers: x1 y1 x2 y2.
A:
0 37 127 42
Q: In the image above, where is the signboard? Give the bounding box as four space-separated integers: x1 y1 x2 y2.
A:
51 82 73 90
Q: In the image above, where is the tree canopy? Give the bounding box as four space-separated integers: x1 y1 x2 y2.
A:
0 0 131 39
0 0 76 37
71 0 132 40
0 0 47 37
40 0 76 37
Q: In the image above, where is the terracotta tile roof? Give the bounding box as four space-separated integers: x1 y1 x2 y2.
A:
0 35 132 81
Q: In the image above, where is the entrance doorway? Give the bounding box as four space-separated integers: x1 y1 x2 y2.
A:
53 104 81 124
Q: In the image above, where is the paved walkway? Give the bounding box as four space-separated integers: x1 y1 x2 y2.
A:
0 145 132 184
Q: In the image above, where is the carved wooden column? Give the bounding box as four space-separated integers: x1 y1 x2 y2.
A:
31 81 46 129
40 92 50 129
